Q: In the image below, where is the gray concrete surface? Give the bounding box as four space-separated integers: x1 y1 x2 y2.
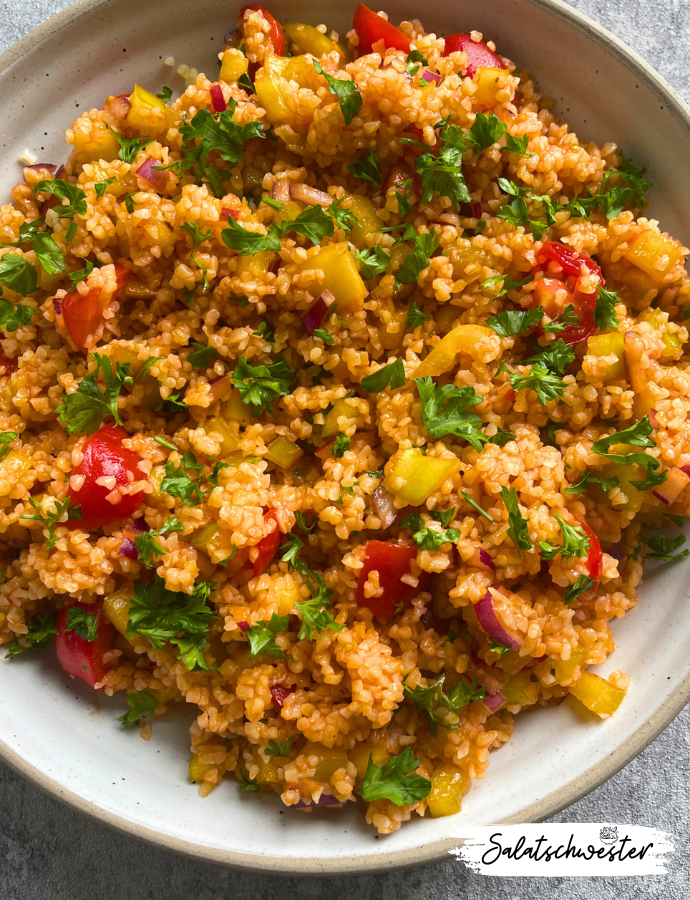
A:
1 0 689 897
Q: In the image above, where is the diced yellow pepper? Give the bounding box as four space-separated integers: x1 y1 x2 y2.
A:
380 308 408 351
284 55 323 92
549 647 588 684
415 324 499 378
302 741 349 781
273 200 305 228
427 763 470 818
189 753 214 782
70 120 121 164
237 250 275 280
322 397 361 437
447 241 489 280
586 332 626 380
190 523 238 565
639 309 684 360
265 436 303 468
103 586 133 636
219 48 249 84
501 671 540 707
569 671 626 718
472 67 513 109
222 389 252 424
206 417 240 455
384 448 461 506
623 230 685 281
255 55 292 124
297 242 367 312
349 745 390 782
256 757 281 784
348 195 381 250
283 23 348 65
597 443 644 512
126 84 169 136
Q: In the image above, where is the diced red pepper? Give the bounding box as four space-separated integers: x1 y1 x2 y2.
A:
252 508 282 576
270 683 295 709
67 424 146 530
0 353 17 374
579 520 602 585
62 264 130 353
238 4 285 55
209 83 227 112
442 33 507 78
352 4 411 56
533 242 604 344
54 602 116 689
356 540 429 617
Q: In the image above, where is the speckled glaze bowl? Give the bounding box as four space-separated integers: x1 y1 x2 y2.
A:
0 0 689 875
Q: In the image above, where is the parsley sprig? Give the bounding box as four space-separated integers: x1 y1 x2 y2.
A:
312 60 362 125
415 377 486 451
57 354 132 436
3 612 58 658
404 674 486 735
231 356 295 415
21 496 78 549
500 486 532 556
135 516 184 567
118 690 159 727
538 514 590 561
357 748 431 806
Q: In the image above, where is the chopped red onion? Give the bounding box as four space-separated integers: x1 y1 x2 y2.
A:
422 70 442 85
649 408 660 428
118 537 138 560
302 298 327 335
127 518 150 534
24 163 57 174
475 590 523 650
272 179 291 204
483 690 506 713
652 467 690 505
135 157 168 193
290 183 331 207
237 620 249 632
477 549 495 571
292 794 342 809
52 297 63 321
108 93 132 118
607 543 624 562
372 486 397 529
210 83 227 113
472 202 483 219
54 165 65 179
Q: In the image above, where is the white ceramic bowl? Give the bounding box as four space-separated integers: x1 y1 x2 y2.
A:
1 0 689 875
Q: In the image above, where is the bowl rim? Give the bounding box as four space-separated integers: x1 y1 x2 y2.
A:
1 0 690 876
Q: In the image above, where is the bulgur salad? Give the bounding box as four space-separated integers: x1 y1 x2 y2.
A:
0 3 688 834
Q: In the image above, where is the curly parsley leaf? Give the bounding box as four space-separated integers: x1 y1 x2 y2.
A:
118 690 159 727
274 204 334 244
486 306 543 337
33 179 87 219
488 427 515 447
504 133 534 156
0 297 34 331
413 120 471 207
327 197 358 235
406 300 430 329
231 356 295 415
238 768 260 791
56 353 132 436
502 361 566 404
593 286 620 332
354 245 390 279
481 274 532 300
265 737 295 757
461 490 494 522
538 514 590 561
500 486 532 556
409 519 461 552
4 612 58 658
109 129 154 164
68 259 95 288
180 103 264 197
65 606 99 641
126 575 216 670
358 748 431 806
221 217 281 254
640 533 689 562
564 575 596 604
0 255 37 297
312 60 362 125
526 339 576 376
160 453 204 506
544 304 580 334
465 112 507 154
405 49 428 77
0 431 17 460
563 470 620 496
245 613 289 660
361 358 405 393
156 86 173 102
20 496 74 550
397 230 439 284
415 376 486 451
188 340 218 369
591 416 655 454
347 149 382 185
404 674 486 736
601 152 651 207
313 327 334 345
135 516 184 568
332 433 350 458
280 537 343 639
